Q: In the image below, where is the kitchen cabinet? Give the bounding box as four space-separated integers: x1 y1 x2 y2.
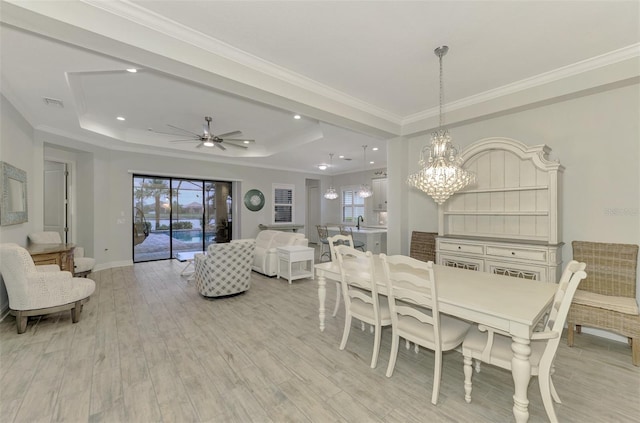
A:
372 178 387 211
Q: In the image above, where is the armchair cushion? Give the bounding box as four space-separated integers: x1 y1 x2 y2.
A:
572 290 639 315
195 240 256 297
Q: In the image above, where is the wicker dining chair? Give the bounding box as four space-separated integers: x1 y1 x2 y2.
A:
567 241 639 366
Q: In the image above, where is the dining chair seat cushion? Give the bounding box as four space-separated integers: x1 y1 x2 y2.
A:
398 313 471 351
350 295 391 321
572 290 639 315
463 325 545 371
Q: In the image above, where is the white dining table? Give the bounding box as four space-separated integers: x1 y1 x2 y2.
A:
314 258 558 423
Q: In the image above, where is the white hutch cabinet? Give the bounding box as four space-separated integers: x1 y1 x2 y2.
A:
436 138 564 282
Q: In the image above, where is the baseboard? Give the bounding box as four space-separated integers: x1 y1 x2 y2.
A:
579 327 628 343
93 260 134 273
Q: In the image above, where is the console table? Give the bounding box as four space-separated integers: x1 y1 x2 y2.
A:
28 243 75 274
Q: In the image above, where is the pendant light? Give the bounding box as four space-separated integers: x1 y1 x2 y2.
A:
358 145 372 198
406 46 474 204
324 153 338 200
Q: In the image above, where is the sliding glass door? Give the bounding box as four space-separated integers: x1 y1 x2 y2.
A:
132 175 232 263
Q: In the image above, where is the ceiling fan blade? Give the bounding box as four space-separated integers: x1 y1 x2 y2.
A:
222 142 248 149
169 139 200 143
166 124 202 137
217 130 242 139
222 138 255 143
215 142 227 151
149 129 192 137
196 143 204 149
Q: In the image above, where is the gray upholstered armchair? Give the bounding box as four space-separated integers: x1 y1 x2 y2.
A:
194 240 256 298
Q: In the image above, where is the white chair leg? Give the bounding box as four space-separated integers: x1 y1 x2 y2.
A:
386 333 399 377
370 324 374 334
370 323 381 369
474 359 482 373
332 282 341 317
405 339 411 349
340 314 352 350
431 350 442 405
539 374 559 423
463 355 473 403
414 344 419 353
361 321 365 331
550 377 561 403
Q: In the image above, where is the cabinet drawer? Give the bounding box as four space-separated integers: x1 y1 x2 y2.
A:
438 254 484 272
439 242 484 255
485 260 548 282
486 246 547 263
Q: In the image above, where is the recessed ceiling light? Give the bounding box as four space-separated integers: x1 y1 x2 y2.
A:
116 116 126 121
372 147 379 151
126 68 137 73
293 114 301 120
339 155 345 159
318 165 327 170
370 161 375 164
243 140 250 144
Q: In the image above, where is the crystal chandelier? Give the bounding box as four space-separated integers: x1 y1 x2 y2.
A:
358 145 373 198
406 46 474 204
324 153 339 200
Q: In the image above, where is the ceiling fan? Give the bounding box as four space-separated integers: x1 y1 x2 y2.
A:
151 116 255 150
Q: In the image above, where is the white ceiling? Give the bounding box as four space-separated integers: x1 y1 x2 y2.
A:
1 1 638 174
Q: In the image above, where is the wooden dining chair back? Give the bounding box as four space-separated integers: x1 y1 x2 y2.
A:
462 260 587 423
381 254 470 405
334 245 391 368
326 234 355 317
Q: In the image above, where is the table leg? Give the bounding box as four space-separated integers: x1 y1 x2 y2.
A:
180 260 194 276
317 270 326 332
511 336 532 423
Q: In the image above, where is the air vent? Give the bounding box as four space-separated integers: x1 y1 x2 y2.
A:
43 97 64 108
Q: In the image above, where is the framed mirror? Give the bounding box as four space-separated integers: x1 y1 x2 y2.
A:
0 161 28 226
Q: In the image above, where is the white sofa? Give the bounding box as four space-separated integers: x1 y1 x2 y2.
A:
246 230 308 276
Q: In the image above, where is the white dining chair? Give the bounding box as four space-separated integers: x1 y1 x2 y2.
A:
462 260 587 423
381 254 470 405
327 234 355 317
335 245 391 369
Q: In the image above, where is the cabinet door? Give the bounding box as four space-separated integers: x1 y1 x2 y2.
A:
372 179 387 211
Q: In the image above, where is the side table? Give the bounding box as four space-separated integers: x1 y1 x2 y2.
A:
277 246 315 284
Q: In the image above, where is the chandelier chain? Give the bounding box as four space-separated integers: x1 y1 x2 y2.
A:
439 48 445 128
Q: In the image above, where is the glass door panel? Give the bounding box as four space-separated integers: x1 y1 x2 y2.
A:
133 176 171 262
171 179 205 255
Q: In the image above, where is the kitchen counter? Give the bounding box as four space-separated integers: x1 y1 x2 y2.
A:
327 226 387 254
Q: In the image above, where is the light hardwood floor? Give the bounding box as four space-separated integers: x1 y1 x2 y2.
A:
1 259 639 422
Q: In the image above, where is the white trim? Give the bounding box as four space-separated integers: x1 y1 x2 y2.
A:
127 169 242 183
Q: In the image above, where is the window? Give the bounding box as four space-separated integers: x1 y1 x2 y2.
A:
273 184 294 223
342 186 364 224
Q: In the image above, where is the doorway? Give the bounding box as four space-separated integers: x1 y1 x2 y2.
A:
44 160 68 242
132 175 233 263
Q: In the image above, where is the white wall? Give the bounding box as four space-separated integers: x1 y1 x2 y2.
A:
0 94 41 312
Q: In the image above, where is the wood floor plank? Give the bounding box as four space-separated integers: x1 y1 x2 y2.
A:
0 258 638 423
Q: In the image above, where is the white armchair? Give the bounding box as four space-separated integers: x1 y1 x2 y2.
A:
194 240 256 298
0 243 95 333
28 231 95 277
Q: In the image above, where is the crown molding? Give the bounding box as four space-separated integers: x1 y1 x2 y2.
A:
403 43 640 125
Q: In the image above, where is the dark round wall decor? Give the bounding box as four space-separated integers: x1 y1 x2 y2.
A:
244 189 265 211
